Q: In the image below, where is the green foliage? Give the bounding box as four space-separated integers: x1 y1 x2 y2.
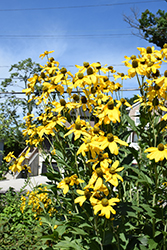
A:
0 187 46 250
139 9 167 48
0 58 41 165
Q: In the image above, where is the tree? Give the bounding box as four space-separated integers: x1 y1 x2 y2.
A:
1 58 41 115
0 58 41 157
124 8 167 48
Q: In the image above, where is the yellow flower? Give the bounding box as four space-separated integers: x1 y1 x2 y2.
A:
57 175 84 194
54 225 58 230
74 189 92 206
116 98 132 109
4 151 16 162
155 70 167 88
90 185 109 206
113 72 129 81
95 92 109 106
144 60 162 75
72 72 91 89
39 50 54 59
8 148 31 173
104 160 124 187
75 62 100 75
96 99 121 124
70 174 84 186
93 197 120 219
144 144 167 162
163 182 167 187
126 59 144 78
76 135 101 158
57 177 72 194
137 46 161 61
64 116 89 140
87 152 112 170
85 167 105 190
99 133 128 155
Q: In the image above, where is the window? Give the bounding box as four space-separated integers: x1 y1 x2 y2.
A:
135 110 140 125
132 132 138 143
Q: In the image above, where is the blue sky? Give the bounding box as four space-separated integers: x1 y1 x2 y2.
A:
0 0 166 99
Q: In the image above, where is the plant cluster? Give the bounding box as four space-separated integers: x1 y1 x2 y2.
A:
4 45 167 249
20 185 57 221
0 187 46 250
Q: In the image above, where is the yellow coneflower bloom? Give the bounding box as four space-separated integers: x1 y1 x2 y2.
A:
144 143 167 162
116 98 132 109
74 189 92 206
76 135 101 158
57 175 84 194
85 167 106 190
64 116 89 140
93 197 120 219
97 99 121 124
39 50 54 59
87 152 112 170
3 151 16 162
155 70 167 88
57 177 72 194
99 133 128 155
113 72 129 81
126 58 144 78
104 160 124 187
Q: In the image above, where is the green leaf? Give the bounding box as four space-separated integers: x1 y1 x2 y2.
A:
103 230 113 246
140 204 155 218
139 245 148 250
56 225 66 236
131 205 143 213
41 234 58 242
119 233 129 247
124 114 138 133
127 147 139 161
126 211 137 218
138 236 148 246
56 158 72 170
155 119 167 133
124 222 136 230
148 238 158 250
154 231 162 237
55 149 65 159
54 240 83 250
78 223 92 229
70 227 88 235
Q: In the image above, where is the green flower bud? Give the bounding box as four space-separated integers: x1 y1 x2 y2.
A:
78 72 84 79
164 70 167 77
60 99 66 106
107 133 114 142
96 62 101 70
107 100 114 110
131 55 136 60
60 67 67 74
83 62 89 68
96 167 103 177
101 198 109 207
158 144 164 151
132 59 138 68
81 96 87 104
75 121 81 130
84 189 92 199
146 46 152 54
73 94 80 101
87 67 94 75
